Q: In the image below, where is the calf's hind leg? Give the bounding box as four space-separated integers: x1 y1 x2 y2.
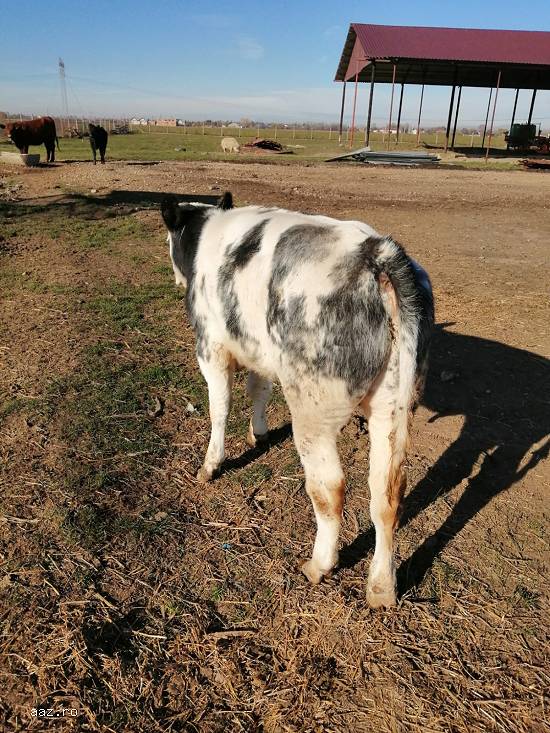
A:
363 379 407 608
246 371 272 447
286 391 351 584
196 350 235 483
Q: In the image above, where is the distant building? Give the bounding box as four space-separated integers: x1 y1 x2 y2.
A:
155 118 177 127
226 122 241 128
130 117 148 125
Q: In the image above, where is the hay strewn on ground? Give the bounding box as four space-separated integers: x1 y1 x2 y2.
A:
0 160 548 732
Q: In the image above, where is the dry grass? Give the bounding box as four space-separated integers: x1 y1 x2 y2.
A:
0 173 548 732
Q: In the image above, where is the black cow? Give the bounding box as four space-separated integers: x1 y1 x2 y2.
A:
88 123 108 164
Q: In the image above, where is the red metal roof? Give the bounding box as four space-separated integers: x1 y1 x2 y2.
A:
334 24 550 88
351 23 550 66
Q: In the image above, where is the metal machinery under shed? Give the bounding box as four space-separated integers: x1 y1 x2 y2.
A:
334 24 550 158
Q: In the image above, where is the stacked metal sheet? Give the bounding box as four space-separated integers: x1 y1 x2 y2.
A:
326 147 440 166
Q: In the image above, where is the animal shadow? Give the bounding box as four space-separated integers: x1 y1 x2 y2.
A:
340 323 550 596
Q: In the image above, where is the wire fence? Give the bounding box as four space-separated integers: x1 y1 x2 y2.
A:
2 115 520 152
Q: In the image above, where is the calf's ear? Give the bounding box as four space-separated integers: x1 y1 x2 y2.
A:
217 191 233 210
161 195 187 230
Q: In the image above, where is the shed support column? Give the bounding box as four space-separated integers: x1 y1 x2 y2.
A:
338 82 347 144
508 88 519 150
387 63 397 151
485 70 502 162
444 82 457 152
527 89 537 125
451 85 462 149
481 88 493 148
396 83 404 143
416 83 425 145
349 66 360 149
365 62 375 145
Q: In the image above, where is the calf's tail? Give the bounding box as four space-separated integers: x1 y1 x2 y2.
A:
56 136 60 150
374 238 433 515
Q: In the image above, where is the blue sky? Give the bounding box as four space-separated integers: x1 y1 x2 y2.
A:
1 0 549 128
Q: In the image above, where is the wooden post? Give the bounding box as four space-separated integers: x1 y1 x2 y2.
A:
349 63 360 149
444 76 457 152
481 88 493 148
396 83 404 143
451 85 462 149
415 84 425 146
527 88 537 125
338 81 347 144
485 70 502 161
387 63 397 150
365 61 375 146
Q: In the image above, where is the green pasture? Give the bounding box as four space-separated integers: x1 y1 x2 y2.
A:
0 124 509 165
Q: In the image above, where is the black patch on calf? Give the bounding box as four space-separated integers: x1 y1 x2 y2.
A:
266 224 332 343
267 227 393 395
217 220 267 340
161 199 212 358
232 221 266 268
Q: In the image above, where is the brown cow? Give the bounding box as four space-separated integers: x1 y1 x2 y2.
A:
0 116 59 162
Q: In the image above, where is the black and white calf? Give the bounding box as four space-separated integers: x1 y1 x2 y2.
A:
161 192 433 607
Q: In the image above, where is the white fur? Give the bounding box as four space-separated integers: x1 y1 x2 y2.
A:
170 203 429 604
221 137 240 153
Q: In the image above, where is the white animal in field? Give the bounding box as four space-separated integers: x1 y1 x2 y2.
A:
221 137 240 153
161 191 434 608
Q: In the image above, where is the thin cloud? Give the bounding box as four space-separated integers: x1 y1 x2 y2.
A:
323 25 346 40
236 36 265 61
190 13 234 29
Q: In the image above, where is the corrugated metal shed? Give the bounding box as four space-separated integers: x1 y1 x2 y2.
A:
335 24 550 89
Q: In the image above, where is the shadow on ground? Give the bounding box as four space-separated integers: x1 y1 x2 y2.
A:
340 323 550 596
0 189 221 218
2 191 548 596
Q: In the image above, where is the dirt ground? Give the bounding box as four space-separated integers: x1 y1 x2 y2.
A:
0 159 549 733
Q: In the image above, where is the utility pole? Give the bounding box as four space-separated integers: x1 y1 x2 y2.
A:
58 58 69 134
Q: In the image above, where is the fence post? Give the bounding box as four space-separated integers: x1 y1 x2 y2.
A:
435 131 439 146
329 127 332 140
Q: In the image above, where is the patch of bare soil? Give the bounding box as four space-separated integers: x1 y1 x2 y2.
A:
0 160 548 732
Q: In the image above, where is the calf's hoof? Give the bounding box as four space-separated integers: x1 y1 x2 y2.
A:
366 585 397 609
301 559 333 585
196 466 213 484
246 423 268 448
